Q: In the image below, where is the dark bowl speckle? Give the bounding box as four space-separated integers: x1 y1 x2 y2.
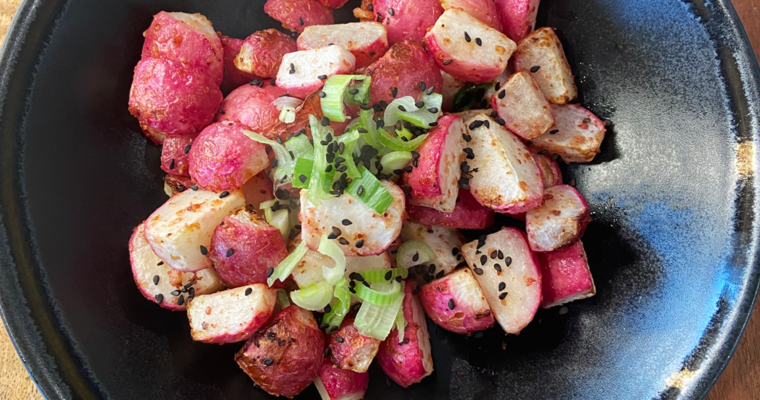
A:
0 0 759 399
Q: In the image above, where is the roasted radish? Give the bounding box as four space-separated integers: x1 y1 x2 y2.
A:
440 0 502 30
525 185 590 252
515 27 577 104
235 29 298 79
364 40 443 106
314 359 369 400
491 71 554 139
265 0 334 33
539 240 595 308
461 228 541 334
161 134 196 177
145 189 245 272
327 318 381 373
400 222 463 278
406 189 494 230
216 83 288 138
187 283 277 343
535 153 563 189
418 268 494 334
297 22 389 68
220 36 261 93
526 104 606 163
355 0 443 45
495 0 540 42
425 9 516 83
276 46 357 99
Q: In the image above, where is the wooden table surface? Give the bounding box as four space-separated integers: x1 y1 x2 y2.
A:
1 0 759 399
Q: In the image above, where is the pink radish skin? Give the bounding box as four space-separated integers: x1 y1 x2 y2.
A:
525 185 591 252
188 121 269 192
264 0 334 33
128 58 222 141
161 134 196 177
216 83 288 139
494 0 540 42
376 283 434 387
403 114 466 213
327 318 381 373
418 268 494 334
314 359 369 400
363 0 443 45
364 40 443 107
141 12 223 85
539 240 596 308
406 189 495 230
220 36 262 93
235 29 298 78
440 0 503 30
297 22 389 68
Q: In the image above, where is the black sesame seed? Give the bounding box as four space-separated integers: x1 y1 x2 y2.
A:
391 87 398 98
404 165 413 173
298 174 307 183
152 275 160 285
219 191 230 198
538 149 548 155
171 290 181 296
463 133 472 142
373 104 383 112
475 37 482 46
497 117 506 125
505 256 512 266
321 116 330 127
498 89 506 99
396 276 403 282
468 120 484 130
264 358 274 366
494 263 502 272
464 31 471 42
154 294 164 304
177 295 185 306
429 121 439 127
426 86 435 95
223 248 234 258
398 105 407 112
393 169 403 176
530 65 540 73
452 247 460 256
188 287 195 298
480 254 488 265
289 63 295 73
318 74 328 80
191 184 198 191
199 245 208 255
318 91 326 98
339 237 349 245
267 267 275 277
168 159 175 170
413 101 423 109
348 88 359 95
244 287 253 296
497 291 509 301
376 119 385 128
357 185 364 196
355 239 364 248
368 4 374 10
448 299 455 310
385 270 393 281
484 120 490 128
412 252 419 262
388 7 394 15
412 158 419 167
474 267 484 275
299 16 304 25
379 100 388 108
332 226 342 236
428 264 436 273
335 156 346 165
490 250 498 259
550 129 559 135
436 270 444 279
362 281 371 288
427 107 439 114
443 59 453 65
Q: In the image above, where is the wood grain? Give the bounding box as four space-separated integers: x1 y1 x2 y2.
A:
0 0 759 399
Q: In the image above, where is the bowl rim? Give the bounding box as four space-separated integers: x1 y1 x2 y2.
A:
0 0 759 399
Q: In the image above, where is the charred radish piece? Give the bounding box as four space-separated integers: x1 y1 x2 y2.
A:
209 207 288 287
188 121 269 192
300 181 405 256
145 189 245 272
376 283 434 387
425 9 516 83
265 0 334 33
406 189 494 230
461 228 541 334
525 185 590 252
418 268 494 334
464 114 544 214
494 0 540 42
187 283 277 343
400 221 463 278
130 223 224 311
403 114 466 212
297 22 389 68
491 71 554 140
314 359 369 400
141 12 223 84
276 46 357 99
526 104 606 163
234 29 297 79
128 58 222 142
327 318 381 373
539 240 596 308
515 27 577 104
236 306 325 397
364 40 443 106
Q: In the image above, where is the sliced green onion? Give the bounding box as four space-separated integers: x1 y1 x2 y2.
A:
383 93 443 128
335 130 362 179
290 280 334 311
354 282 405 340
306 115 336 206
319 235 347 285
322 278 351 330
352 108 383 150
452 81 493 112
395 126 414 141
244 131 295 184
344 78 371 105
394 303 407 343
292 158 314 189
359 267 409 283
268 209 290 239
277 289 291 308
396 240 436 268
346 167 394 214
285 134 314 160
321 75 370 122
259 199 278 222
268 240 308 286
380 151 413 173
377 128 428 152
353 280 402 306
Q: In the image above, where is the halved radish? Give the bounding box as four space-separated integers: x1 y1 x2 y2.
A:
425 9 516 83
461 228 541 334
539 240 596 308
297 22 389 68
400 221 464 278
418 268 494 334
406 189 494 230
187 284 277 343
526 104 606 163
525 185 590 252
535 153 562 189
276 46 356 99
491 71 554 140
327 318 381 373
314 359 369 400
515 27 577 104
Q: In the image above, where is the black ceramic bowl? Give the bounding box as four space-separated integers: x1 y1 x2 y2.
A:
1 0 759 399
